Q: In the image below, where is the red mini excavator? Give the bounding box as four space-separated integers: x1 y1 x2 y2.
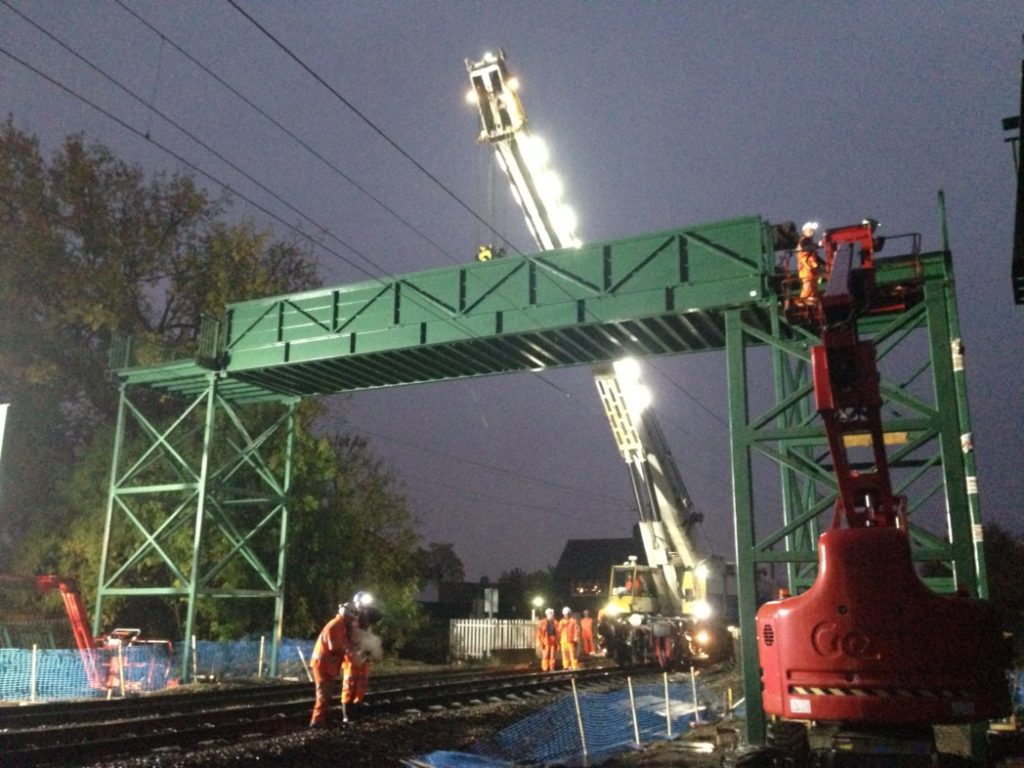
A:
757 221 1009 763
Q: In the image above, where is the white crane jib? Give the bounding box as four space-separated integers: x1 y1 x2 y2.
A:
465 50 580 252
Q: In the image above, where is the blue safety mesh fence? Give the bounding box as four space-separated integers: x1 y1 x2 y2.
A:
408 678 717 767
0 637 316 702
1011 669 1024 711
0 644 175 701
191 637 313 680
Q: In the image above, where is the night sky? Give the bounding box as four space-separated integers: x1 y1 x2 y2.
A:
2 2 1021 581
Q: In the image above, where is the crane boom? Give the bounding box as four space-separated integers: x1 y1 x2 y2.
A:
466 50 733 667
466 50 579 252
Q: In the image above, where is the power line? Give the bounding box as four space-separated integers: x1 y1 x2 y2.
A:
13 1 589 413
217 2 711 427
0 27 623 515
0 43 377 279
220 3 753 508
0 25 600 507
4 5 740 523
225 0 522 255
400 469 630 526
113 0 463 267
345 423 630 508
0 0 383 281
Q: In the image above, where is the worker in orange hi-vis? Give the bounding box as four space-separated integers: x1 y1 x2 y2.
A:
537 607 559 671
309 591 381 727
339 591 381 721
579 609 595 658
558 606 581 670
309 602 353 728
796 221 821 304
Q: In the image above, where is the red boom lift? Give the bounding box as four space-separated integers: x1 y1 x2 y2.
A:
756 221 1010 764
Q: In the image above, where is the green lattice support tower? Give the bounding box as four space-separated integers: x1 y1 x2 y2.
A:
104 214 987 744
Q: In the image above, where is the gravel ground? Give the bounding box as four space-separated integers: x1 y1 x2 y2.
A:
75 665 1024 768
79 671 733 768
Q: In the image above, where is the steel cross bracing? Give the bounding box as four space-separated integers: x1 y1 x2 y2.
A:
97 377 296 680
105 215 986 744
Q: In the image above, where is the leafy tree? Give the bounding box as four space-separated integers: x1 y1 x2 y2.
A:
1 122 424 654
414 542 466 583
282 432 424 651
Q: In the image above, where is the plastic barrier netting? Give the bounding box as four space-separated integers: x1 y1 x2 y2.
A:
0 637 314 702
408 678 714 767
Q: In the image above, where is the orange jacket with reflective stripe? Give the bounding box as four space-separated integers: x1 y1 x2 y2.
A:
311 614 351 676
537 617 559 647
558 617 579 644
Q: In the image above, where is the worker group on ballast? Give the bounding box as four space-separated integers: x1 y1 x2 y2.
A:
536 606 595 671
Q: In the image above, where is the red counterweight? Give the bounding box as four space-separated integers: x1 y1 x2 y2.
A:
758 527 1009 724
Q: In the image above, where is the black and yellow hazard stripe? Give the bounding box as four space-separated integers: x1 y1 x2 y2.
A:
789 685 967 699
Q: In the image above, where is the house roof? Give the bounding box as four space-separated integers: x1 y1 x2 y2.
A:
552 536 645 583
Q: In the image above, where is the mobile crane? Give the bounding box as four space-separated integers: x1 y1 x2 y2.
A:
755 221 1010 765
593 358 735 667
466 50 733 668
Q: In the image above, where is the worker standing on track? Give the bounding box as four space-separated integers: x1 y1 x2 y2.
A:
537 607 558 671
558 607 581 671
580 609 595 658
796 221 821 304
309 591 381 727
310 601 352 728
340 591 381 721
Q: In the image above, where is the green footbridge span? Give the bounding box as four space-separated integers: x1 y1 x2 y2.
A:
104 213 984 743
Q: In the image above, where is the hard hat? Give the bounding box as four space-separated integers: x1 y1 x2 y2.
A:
562 606 571 616
801 221 819 235
545 607 555 617
352 591 373 608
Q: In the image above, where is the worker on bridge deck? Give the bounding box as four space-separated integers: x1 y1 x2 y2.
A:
537 607 558 671
558 606 581 670
796 221 821 304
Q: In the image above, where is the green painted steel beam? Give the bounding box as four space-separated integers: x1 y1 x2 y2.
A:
118 216 774 400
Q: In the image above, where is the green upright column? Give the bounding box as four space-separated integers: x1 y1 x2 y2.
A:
725 310 764 745
95 383 128 638
180 374 217 683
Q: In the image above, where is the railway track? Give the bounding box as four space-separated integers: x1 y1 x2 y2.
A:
0 665 627 766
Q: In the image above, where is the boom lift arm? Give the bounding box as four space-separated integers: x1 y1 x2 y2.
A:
757 222 1008 750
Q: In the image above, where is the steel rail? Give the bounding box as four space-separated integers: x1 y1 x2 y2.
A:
0 667 623 766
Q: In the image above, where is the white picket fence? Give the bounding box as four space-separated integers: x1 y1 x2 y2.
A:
448 619 536 660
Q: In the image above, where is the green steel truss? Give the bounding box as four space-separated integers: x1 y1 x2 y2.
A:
106 215 985 743
97 376 296 678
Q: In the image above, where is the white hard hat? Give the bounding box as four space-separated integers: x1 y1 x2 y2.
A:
801 221 819 234
562 606 571 616
545 607 555 617
352 591 373 608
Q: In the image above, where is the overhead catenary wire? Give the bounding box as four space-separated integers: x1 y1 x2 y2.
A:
218 1 757 518
220 2 736 463
226 0 522 256
0 0 382 281
347 423 630 508
112 0 463 267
